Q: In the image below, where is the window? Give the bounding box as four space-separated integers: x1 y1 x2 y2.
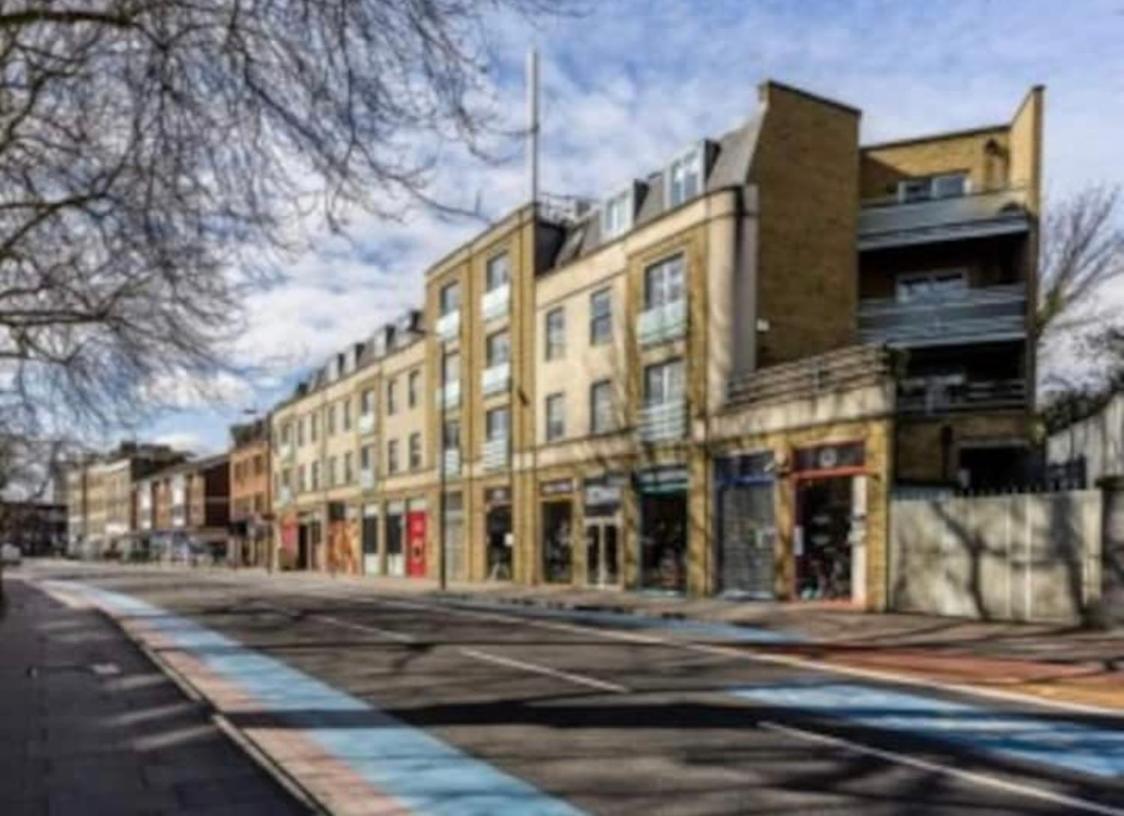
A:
298 465 307 493
327 456 337 488
898 172 969 203
310 461 320 490
590 380 614 434
545 393 565 441
297 419 305 446
387 378 398 415
360 388 375 416
486 330 510 367
281 423 291 445
409 433 422 470
545 307 565 360
326 403 336 435
645 255 685 309
443 419 460 451
896 270 968 303
344 452 353 484
253 454 265 475
443 350 460 385
590 288 612 345
439 281 460 315
667 146 703 207
487 406 510 440
485 253 510 291
310 412 319 442
387 440 399 474
644 359 684 406
408 370 420 408
360 444 374 472
342 399 351 431
602 188 633 238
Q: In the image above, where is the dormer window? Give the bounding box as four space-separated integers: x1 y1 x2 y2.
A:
667 145 704 208
602 188 634 239
898 173 969 203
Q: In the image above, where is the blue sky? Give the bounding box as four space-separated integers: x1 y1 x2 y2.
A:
139 0 1124 454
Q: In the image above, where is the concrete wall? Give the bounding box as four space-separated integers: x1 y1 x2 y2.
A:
1048 393 1124 486
889 490 1102 622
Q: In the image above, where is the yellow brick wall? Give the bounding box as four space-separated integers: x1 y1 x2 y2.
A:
861 128 1009 200
895 412 1032 484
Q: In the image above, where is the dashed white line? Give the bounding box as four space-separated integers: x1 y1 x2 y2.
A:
459 647 631 694
759 720 1124 816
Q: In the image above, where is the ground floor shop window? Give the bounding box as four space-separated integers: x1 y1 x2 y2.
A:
542 500 573 583
715 453 776 599
385 511 404 576
485 504 512 580
795 476 854 601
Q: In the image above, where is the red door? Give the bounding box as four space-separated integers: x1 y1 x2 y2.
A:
406 511 427 577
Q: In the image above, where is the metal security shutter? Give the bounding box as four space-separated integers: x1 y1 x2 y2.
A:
719 482 776 598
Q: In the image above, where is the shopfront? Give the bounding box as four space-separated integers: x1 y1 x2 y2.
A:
406 498 427 577
442 492 465 581
385 500 405 576
541 478 574 584
715 453 777 599
792 441 867 604
361 503 379 575
296 513 320 570
583 474 624 588
484 486 513 581
635 466 689 593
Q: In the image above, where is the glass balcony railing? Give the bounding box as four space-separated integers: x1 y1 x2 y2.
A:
442 448 461 476
637 400 687 442
435 309 461 341
481 283 510 322
482 437 510 471
435 380 461 409
357 412 376 436
481 362 511 397
858 188 1030 250
637 299 687 346
858 284 1027 348
359 469 376 490
897 378 1027 415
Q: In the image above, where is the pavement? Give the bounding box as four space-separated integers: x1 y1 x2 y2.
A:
0 571 310 816
6 559 1124 815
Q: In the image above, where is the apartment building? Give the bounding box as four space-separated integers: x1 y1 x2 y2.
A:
134 453 231 558
264 79 1041 610
64 442 185 557
229 419 272 567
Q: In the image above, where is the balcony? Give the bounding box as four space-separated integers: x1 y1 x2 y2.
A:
435 309 461 341
482 436 510 471
357 412 376 436
637 400 687 443
637 299 687 346
359 469 376 491
442 448 461 476
281 444 296 463
858 284 1027 349
435 380 461 410
898 377 1027 415
858 188 1030 251
481 283 510 322
481 361 511 397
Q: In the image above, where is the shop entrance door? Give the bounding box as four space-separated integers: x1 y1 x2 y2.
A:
385 512 405 576
541 501 573 584
639 491 688 593
485 505 513 581
795 476 853 600
584 519 620 588
406 511 427 577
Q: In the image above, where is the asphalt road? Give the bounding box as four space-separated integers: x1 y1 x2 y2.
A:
22 562 1124 815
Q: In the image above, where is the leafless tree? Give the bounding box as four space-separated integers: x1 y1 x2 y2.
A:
0 0 559 456
1036 185 1124 340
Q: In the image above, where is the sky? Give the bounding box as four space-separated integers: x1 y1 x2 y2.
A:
139 0 1124 455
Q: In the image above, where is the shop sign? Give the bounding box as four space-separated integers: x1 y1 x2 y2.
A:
485 487 512 505
584 473 625 506
540 478 574 496
794 442 864 473
715 452 774 487
386 500 405 515
635 466 689 494
363 503 379 518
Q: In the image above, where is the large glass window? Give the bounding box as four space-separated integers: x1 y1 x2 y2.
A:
602 189 632 239
409 433 422 470
644 359 684 406
645 255 685 309
545 307 565 360
485 253 510 291
486 330 510 367
590 380 614 434
668 146 703 207
545 393 565 441
443 419 460 451
439 281 460 315
590 288 612 345
487 406 510 440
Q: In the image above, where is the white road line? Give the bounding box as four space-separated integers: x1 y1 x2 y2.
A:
759 720 1124 816
253 600 416 643
459 647 631 694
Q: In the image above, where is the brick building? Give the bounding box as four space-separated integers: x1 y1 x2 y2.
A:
228 420 272 567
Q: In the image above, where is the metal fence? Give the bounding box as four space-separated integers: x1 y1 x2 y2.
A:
889 490 1102 623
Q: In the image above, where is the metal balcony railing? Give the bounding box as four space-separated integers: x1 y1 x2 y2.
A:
435 309 461 341
482 437 510 471
728 345 895 407
636 299 687 346
637 400 687 443
858 188 1030 250
897 378 1028 415
481 362 511 397
357 412 376 436
435 380 461 409
858 284 1028 348
481 283 511 322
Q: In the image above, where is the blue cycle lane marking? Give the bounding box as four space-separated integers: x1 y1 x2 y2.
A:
47 581 586 816
731 681 1124 780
